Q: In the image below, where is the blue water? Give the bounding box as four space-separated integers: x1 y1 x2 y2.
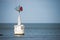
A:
0 23 60 40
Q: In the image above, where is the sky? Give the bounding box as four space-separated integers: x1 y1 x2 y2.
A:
0 0 60 23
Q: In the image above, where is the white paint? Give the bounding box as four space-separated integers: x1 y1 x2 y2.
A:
18 15 21 25
14 14 24 35
14 25 24 35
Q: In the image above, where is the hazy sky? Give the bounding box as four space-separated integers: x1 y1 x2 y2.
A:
0 0 60 23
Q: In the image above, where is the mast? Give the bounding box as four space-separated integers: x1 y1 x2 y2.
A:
18 14 21 25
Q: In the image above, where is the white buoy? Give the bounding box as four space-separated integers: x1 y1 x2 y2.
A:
14 15 24 35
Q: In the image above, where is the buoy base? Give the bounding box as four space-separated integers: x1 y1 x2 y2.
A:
14 25 24 35
14 33 24 35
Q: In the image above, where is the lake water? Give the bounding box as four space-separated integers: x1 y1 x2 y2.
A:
0 23 60 40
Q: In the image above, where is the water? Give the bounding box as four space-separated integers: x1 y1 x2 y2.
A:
0 23 60 40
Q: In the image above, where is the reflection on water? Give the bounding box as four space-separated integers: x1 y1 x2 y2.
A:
14 34 24 37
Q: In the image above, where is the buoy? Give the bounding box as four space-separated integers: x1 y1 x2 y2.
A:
14 15 24 35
